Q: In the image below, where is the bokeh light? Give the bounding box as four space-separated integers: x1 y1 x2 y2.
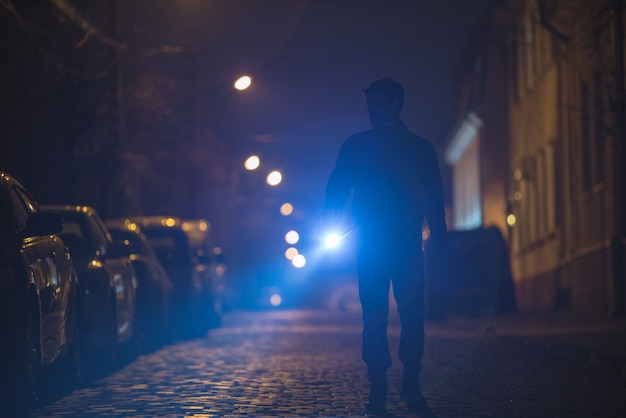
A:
266 170 282 186
162 217 177 227
507 213 517 227
285 230 300 244
234 75 252 90
270 293 282 307
324 233 341 249
280 202 294 216
244 155 260 170
292 254 306 268
285 247 298 260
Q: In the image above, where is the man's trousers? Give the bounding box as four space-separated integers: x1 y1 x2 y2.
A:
356 243 426 379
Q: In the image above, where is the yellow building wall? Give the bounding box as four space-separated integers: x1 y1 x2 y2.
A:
509 57 561 310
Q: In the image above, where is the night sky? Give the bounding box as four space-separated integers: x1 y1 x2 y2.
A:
0 0 494 238
153 0 495 211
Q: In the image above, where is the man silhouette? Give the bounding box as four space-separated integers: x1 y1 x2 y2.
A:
324 77 446 416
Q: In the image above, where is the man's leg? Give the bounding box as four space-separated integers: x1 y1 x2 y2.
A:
391 248 428 408
357 247 391 412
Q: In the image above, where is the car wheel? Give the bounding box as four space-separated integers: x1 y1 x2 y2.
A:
67 301 85 388
120 320 140 366
88 296 119 377
154 291 167 348
106 298 119 372
4 300 40 416
144 291 165 351
25 301 41 405
136 286 158 354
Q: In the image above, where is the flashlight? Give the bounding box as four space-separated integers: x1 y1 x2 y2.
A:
324 232 342 249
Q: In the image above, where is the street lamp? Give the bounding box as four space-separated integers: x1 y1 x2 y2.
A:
234 75 252 91
280 202 293 216
244 155 260 170
266 170 282 186
292 254 306 268
285 230 299 245
285 247 298 260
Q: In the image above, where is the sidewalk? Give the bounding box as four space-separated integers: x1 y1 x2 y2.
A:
440 311 626 382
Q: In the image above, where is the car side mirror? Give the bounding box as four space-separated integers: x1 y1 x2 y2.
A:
21 212 64 238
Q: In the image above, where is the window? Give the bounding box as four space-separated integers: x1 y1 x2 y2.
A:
537 151 547 237
580 80 592 191
544 143 557 233
523 11 537 88
579 75 605 193
88 213 110 252
10 186 37 231
515 144 558 250
593 70 605 185
509 37 521 102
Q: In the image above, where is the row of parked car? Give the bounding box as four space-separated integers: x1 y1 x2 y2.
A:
0 171 224 414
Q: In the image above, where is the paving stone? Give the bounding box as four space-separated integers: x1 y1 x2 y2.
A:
27 309 626 417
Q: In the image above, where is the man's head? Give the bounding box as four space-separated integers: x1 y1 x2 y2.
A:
363 77 404 128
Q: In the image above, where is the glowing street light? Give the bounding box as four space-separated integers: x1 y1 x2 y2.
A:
266 170 282 186
507 213 517 227
269 293 282 307
280 202 294 216
292 254 306 268
234 75 252 91
285 247 298 260
285 230 299 244
244 155 260 170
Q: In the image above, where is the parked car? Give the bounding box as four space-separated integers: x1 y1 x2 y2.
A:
423 226 518 319
40 205 138 374
132 216 222 338
105 218 174 351
181 218 223 327
0 172 80 412
209 245 232 311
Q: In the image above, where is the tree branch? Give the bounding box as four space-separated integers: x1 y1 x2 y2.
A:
48 0 126 51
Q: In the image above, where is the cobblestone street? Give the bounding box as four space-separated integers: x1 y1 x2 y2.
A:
28 309 626 417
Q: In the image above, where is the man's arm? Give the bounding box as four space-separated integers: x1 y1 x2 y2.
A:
422 142 448 314
324 139 355 214
423 143 447 246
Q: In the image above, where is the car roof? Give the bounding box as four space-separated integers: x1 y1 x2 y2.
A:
41 204 97 215
0 171 25 192
105 218 145 234
0 171 14 187
131 216 183 229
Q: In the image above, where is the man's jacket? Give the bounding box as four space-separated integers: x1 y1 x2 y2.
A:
324 124 447 247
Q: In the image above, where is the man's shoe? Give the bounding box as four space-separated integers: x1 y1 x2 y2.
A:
365 374 387 414
364 400 386 415
407 397 434 416
405 392 438 417
400 382 423 402
401 384 437 417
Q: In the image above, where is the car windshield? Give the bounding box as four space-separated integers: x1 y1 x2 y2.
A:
58 217 90 256
109 229 146 256
143 230 190 265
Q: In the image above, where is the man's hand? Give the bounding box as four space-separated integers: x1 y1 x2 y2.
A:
424 237 448 320
425 239 447 279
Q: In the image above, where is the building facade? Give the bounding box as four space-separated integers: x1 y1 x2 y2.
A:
446 0 625 316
